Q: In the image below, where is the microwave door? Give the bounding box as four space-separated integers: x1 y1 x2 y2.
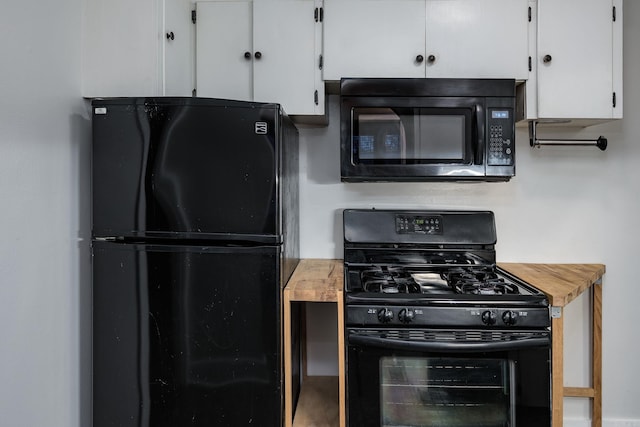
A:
340 78 516 181
417 113 468 164
357 108 406 161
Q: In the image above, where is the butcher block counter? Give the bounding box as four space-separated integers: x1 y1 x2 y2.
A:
284 260 605 427
499 263 606 427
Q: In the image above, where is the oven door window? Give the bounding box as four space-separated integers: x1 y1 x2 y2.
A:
351 107 473 165
380 356 513 427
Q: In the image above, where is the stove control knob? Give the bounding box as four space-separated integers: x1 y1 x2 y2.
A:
398 308 415 323
481 310 497 326
377 308 394 323
502 310 518 326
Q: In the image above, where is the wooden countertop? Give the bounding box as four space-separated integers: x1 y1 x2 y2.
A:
499 263 606 306
286 260 605 307
286 259 343 302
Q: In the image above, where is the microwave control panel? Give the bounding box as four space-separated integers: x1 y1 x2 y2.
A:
487 108 514 166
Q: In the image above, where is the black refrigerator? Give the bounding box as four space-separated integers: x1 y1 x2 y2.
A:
91 97 299 427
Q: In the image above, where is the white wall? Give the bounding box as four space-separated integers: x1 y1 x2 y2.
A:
299 2 640 424
0 2 91 427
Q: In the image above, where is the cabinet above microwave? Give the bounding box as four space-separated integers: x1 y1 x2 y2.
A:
323 0 530 82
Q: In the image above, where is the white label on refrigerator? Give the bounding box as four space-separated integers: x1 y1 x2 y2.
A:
94 107 107 115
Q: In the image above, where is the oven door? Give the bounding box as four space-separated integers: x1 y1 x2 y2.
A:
346 328 551 427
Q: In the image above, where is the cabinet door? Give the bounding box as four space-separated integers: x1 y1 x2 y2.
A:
253 0 322 115
196 1 252 100
537 0 618 119
82 0 162 97
163 0 195 96
425 0 529 80
323 0 426 80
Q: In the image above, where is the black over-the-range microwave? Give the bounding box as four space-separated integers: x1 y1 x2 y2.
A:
340 78 517 182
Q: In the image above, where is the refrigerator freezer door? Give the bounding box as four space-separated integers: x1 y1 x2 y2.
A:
92 97 291 242
92 241 283 427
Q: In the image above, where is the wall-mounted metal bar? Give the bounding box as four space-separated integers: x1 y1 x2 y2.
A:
528 121 608 151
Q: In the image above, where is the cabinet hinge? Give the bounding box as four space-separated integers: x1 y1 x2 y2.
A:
528 6 532 22
192 88 197 97
613 6 617 22
319 54 323 70
314 90 319 106
613 92 617 108
528 56 532 72
314 7 323 22
192 10 196 24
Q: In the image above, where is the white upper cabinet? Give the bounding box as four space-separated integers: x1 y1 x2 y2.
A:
425 0 529 80
82 0 161 97
531 0 622 121
323 0 529 81
82 0 623 122
196 1 253 100
323 0 427 79
252 1 323 115
82 0 194 97
196 0 324 117
164 0 196 96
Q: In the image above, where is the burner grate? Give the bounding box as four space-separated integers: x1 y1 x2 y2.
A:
358 265 522 296
446 268 520 295
360 267 422 294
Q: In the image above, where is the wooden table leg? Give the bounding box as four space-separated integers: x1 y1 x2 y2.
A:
552 308 564 427
284 290 293 427
337 292 345 427
592 282 602 427
559 280 603 427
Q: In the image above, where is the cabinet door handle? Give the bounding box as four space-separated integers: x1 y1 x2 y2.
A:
166 32 174 41
543 54 552 63
254 51 262 60
415 55 424 63
427 54 436 63
244 51 251 60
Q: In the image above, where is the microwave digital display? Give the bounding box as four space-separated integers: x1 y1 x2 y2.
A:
492 110 510 119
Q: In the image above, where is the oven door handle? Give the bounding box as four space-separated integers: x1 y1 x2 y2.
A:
348 333 550 353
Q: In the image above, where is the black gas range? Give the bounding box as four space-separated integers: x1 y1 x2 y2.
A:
343 209 552 427
344 209 549 329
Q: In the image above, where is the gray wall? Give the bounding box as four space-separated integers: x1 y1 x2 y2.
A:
0 1 91 426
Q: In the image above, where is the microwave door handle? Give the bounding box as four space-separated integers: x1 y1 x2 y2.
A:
474 104 485 165
348 332 549 353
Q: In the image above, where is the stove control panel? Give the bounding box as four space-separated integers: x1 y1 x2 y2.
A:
480 310 519 326
348 305 550 328
396 215 443 235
